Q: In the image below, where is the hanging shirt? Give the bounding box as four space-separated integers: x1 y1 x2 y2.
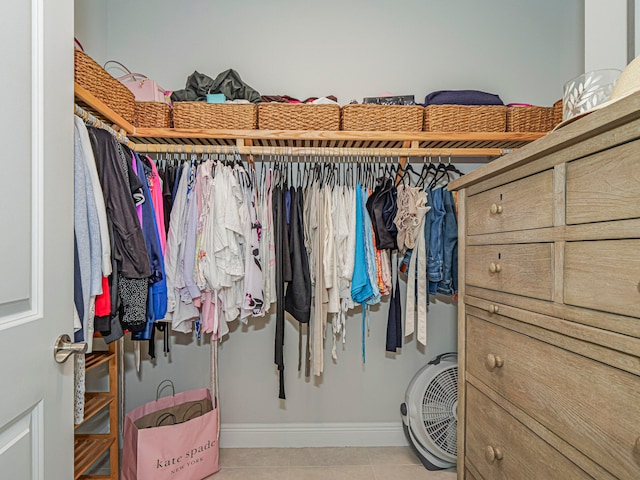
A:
323 186 340 315
74 116 111 276
240 165 265 319
405 189 429 345
87 127 151 280
284 186 311 324
74 125 104 349
145 156 167 254
351 184 375 305
362 187 381 306
164 162 199 333
311 180 327 376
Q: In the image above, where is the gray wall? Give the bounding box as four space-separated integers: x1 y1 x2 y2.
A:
76 0 585 106
74 0 584 445
74 0 108 64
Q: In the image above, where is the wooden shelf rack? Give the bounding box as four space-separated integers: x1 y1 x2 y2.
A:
74 340 120 480
75 82 545 158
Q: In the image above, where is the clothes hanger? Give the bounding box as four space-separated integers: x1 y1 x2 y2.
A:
417 151 438 188
443 151 464 177
399 161 417 186
429 154 452 188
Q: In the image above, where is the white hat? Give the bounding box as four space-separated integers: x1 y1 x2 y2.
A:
556 56 640 129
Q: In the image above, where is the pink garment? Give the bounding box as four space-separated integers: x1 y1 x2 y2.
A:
147 157 167 254
200 291 215 335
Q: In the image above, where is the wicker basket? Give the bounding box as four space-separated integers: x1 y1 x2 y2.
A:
424 105 507 132
74 49 135 123
258 103 340 130
134 102 172 128
341 105 424 131
552 99 563 127
172 102 257 129
507 105 556 132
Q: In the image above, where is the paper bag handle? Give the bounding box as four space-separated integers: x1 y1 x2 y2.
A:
182 403 204 422
154 412 177 427
156 379 175 400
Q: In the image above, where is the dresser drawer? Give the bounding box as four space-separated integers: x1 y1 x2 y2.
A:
465 468 480 480
466 244 553 301
466 315 640 480
564 240 640 318
466 169 554 235
466 384 593 480
566 140 640 224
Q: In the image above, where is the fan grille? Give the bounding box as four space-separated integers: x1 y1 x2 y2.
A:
422 365 458 457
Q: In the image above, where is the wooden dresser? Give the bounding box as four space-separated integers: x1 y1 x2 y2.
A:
449 92 640 480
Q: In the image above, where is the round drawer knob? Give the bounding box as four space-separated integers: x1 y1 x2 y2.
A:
485 445 504 464
488 304 500 314
490 204 504 215
489 263 502 273
485 353 504 371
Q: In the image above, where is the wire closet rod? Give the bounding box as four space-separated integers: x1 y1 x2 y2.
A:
74 104 135 148
132 143 513 158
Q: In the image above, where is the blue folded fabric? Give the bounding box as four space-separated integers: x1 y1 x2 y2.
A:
424 90 504 106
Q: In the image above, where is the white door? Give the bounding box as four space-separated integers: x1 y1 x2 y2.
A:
0 1 75 479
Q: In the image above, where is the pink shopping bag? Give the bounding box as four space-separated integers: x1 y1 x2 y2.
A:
122 384 220 480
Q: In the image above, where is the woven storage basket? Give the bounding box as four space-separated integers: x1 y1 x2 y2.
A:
74 49 135 123
258 103 340 130
424 105 507 132
341 105 424 131
172 102 257 129
552 99 563 127
134 102 172 128
507 105 556 132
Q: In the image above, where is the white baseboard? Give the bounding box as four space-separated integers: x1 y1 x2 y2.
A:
220 422 408 448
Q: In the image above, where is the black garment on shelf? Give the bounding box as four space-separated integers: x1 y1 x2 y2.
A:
423 90 504 106
171 69 261 104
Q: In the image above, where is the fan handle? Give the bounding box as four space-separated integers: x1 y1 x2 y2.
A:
428 352 457 366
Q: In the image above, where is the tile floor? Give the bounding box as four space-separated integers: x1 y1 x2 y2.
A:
206 447 457 479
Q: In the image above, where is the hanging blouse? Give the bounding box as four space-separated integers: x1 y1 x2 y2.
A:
240 166 265 318
284 186 311 324
405 189 429 345
165 162 199 333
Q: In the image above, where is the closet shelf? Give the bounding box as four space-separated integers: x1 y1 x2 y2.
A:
74 435 115 480
75 393 115 429
85 351 115 371
75 82 545 157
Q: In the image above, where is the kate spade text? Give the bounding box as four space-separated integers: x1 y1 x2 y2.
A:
155 439 216 470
